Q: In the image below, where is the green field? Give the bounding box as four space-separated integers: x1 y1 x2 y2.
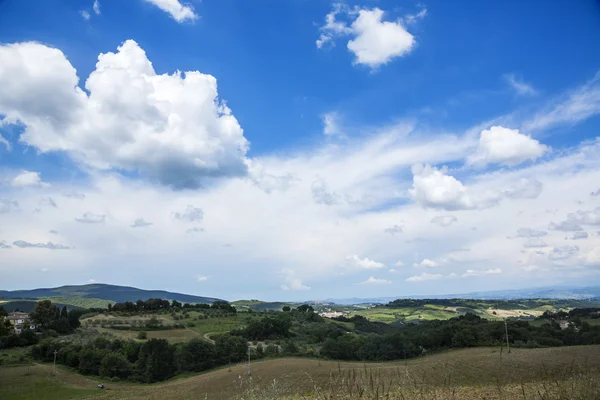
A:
1 346 599 400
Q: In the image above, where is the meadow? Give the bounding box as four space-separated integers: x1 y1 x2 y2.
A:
1 346 599 400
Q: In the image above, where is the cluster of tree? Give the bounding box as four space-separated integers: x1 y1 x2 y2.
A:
321 313 600 361
231 314 292 340
106 299 236 314
0 301 83 349
541 308 600 320
31 334 251 383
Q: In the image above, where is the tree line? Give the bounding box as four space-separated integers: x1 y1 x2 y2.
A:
106 299 236 313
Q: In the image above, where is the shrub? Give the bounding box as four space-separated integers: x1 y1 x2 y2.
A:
137 331 148 340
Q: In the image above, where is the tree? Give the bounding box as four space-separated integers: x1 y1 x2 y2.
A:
137 339 176 382
0 306 7 317
215 334 248 364
171 300 182 309
107 304 112 312
100 352 132 379
60 306 68 319
178 339 217 372
137 331 148 340
282 306 291 312
30 300 58 328
297 304 314 313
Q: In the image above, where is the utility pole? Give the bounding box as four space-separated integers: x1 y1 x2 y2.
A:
504 319 511 354
53 350 58 375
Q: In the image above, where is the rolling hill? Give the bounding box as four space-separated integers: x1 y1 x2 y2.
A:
0 283 222 304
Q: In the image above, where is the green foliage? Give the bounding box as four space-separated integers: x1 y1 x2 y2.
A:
178 338 217 372
136 339 176 382
100 352 132 379
137 331 148 340
233 314 292 340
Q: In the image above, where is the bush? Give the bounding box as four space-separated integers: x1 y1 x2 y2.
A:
137 331 148 340
187 322 196 327
100 352 132 379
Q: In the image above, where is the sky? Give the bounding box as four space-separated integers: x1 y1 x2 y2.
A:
1 0 600 301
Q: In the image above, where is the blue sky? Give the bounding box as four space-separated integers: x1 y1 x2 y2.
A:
0 0 600 300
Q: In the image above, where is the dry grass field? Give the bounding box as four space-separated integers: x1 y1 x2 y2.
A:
1 345 600 400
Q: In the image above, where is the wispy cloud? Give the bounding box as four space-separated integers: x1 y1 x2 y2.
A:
504 74 537 96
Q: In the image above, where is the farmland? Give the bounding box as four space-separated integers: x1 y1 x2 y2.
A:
1 346 599 399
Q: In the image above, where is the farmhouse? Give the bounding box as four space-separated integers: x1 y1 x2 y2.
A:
558 320 570 330
7 312 37 333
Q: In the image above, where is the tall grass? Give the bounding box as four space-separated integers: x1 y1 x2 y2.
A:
234 362 600 400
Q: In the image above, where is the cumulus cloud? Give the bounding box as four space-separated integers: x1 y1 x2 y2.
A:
504 74 537 96
461 268 501 277
410 164 476 210
13 240 70 250
93 0 101 15
571 231 588 240
360 276 391 284
75 212 106 224
468 126 548 167
317 5 420 68
548 245 579 261
143 0 198 22
523 238 548 248
406 273 443 282
0 40 248 189
281 269 310 291
384 225 402 235
11 171 50 188
0 199 19 213
430 215 457 227
345 254 385 269
0 241 11 249
515 228 547 238
131 218 152 228
413 258 438 268
173 205 203 222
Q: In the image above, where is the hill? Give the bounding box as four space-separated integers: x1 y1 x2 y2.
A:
0 283 222 304
1 346 599 399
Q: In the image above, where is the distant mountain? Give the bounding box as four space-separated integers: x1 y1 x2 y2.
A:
0 283 222 304
323 286 600 305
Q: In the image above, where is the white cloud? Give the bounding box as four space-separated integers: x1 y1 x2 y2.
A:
461 268 501 278
143 0 198 22
93 0 101 15
0 199 18 214
88 279 96 283
360 276 391 284
549 220 583 232
548 245 579 261
131 218 153 228
347 8 416 68
384 224 403 235
316 3 353 49
13 240 70 250
571 231 588 240
468 126 548 167
504 74 537 96
394 260 405 267
409 164 476 210
75 212 106 224
0 40 248 189
413 258 438 268
523 72 600 132
196 275 208 282
281 269 310 291
173 205 203 222
404 8 427 25
80 10 91 20
11 171 50 188
523 238 548 248
431 215 457 227
322 111 341 136
345 254 386 269
515 228 547 238
317 5 420 68
406 273 443 282
0 134 8 150
586 246 600 266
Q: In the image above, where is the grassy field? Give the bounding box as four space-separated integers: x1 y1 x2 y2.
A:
80 312 253 342
1 346 599 400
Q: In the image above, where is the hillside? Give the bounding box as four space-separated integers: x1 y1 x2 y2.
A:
0 283 222 304
1 346 599 399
